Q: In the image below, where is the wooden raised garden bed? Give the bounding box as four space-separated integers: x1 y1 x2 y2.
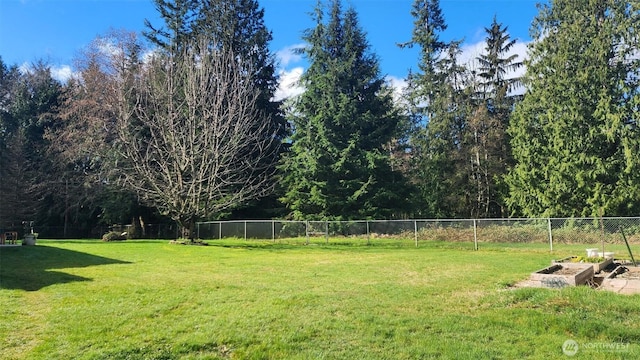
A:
552 256 613 273
530 264 594 288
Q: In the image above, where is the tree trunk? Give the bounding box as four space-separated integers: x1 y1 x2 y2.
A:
177 216 197 242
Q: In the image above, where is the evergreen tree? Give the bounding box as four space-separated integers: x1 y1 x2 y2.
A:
506 0 640 217
280 0 411 220
144 0 198 52
477 16 523 105
400 0 449 119
401 0 471 217
468 16 522 217
0 61 64 228
0 58 20 228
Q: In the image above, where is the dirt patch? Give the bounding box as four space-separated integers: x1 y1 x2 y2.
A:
551 267 587 276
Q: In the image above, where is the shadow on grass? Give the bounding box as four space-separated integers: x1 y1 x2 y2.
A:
0 245 130 291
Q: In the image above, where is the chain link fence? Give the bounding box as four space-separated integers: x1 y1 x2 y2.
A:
196 217 640 249
21 218 640 249
27 223 178 239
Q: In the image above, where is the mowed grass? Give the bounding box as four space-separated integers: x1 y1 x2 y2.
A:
1 239 640 359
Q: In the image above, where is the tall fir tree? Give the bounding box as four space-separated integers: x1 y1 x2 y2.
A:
144 0 197 52
0 61 64 228
506 0 640 217
280 0 412 220
467 16 522 217
476 16 523 106
402 0 471 217
0 58 21 228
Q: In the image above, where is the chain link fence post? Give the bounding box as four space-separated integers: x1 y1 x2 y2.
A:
366 221 370 245
325 221 329 244
473 219 478 251
305 220 309 245
547 218 553 252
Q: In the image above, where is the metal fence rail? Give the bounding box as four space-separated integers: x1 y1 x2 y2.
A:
196 217 640 250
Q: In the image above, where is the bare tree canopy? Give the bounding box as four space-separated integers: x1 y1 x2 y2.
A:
114 39 281 238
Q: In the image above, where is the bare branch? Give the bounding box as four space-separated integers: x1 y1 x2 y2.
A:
114 38 281 237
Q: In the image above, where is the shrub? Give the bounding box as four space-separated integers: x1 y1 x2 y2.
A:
102 231 127 242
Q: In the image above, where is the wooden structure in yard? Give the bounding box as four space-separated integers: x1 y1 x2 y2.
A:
0 231 19 245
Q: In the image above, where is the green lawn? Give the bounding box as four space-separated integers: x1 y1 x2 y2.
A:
1 239 639 359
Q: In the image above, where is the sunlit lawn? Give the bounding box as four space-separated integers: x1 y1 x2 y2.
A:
1 239 639 359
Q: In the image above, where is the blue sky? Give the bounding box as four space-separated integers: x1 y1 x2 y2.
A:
0 0 541 97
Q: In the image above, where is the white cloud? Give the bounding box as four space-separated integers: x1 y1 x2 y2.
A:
51 65 76 83
275 43 305 68
19 62 77 83
141 48 161 66
458 41 486 73
273 70 409 104
18 62 31 75
274 67 305 102
385 75 408 105
97 39 122 58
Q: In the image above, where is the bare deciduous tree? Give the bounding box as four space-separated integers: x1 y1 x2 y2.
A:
114 40 281 239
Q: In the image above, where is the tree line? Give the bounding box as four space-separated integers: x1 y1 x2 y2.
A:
1 0 638 239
